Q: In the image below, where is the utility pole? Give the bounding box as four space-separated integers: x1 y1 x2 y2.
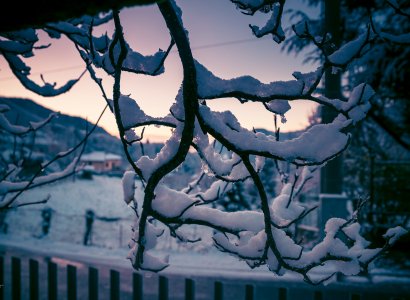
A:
320 0 348 240
321 0 343 194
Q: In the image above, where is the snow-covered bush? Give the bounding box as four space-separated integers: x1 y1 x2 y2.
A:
2 0 409 285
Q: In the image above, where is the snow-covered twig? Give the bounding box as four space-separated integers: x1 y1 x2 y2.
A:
1 194 51 209
370 10 410 45
182 172 205 194
0 110 59 136
0 28 85 97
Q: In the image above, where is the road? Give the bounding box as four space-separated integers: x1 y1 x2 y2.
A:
1 245 409 300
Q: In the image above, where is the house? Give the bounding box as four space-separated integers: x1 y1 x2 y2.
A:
80 152 122 172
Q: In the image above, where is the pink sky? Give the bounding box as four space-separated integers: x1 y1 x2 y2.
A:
0 0 320 143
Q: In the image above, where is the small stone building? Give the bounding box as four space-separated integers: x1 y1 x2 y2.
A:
80 152 122 172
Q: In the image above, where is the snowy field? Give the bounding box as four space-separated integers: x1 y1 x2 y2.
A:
1 175 409 283
2 175 214 251
3 175 136 248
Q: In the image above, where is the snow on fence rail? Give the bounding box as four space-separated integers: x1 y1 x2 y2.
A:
2 255 409 300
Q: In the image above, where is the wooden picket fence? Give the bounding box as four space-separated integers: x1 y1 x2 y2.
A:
1 256 407 300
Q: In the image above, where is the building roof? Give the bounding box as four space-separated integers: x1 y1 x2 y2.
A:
80 151 122 162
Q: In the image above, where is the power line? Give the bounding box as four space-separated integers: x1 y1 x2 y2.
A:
0 65 86 82
174 37 262 52
0 37 266 82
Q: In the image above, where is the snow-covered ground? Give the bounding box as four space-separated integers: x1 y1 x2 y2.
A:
2 175 214 251
1 175 409 284
4 175 135 248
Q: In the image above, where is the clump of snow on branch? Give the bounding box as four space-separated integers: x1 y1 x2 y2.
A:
328 31 372 66
127 217 169 271
122 171 136 204
316 83 375 124
0 110 59 135
116 95 176 130
383 226 408 245
249 3 285 43
264 100 291 116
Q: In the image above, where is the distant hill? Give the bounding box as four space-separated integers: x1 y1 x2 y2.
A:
0 97 123 167
0 97 172 170
0 97 109 135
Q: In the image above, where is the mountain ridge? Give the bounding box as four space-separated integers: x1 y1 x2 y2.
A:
0 97 110 136
0 97 123 166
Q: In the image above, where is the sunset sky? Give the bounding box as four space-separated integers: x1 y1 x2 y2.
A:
0 0 321 143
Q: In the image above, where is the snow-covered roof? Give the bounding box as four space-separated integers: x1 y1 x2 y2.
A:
80 151 122 162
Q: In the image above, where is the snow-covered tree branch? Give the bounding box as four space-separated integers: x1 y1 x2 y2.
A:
97 0 408 283
282 0 410 151
0 28 87 97
371 0 410 45
1 0 409 285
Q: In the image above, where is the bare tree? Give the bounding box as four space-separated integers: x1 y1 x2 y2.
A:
1 0 409 284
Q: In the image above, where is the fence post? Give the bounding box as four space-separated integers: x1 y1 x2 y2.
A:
314 291 323 300
368 154 375 225
0 256 3 300
215 282 223 300
278 287 287 300
110 270 120 300
158 276 168 300
67 265 77 300
351 294 361 300
245 285 254 300
185 278 195 300
29 259 39 300
48 262 57 300
133 273 143 300
12 257 20 300
89 267 98 300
